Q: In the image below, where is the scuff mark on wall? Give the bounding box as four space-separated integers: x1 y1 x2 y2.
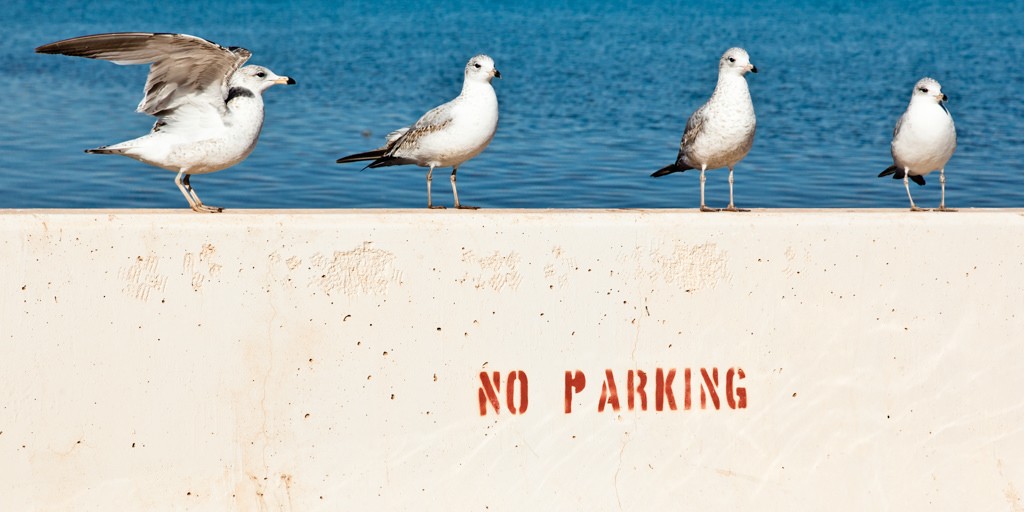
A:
118 254 167 302
633 242 730 291
310 242 401 296
460 250 523 292
183 244 222 292
783 246 809 277
543 246 578 289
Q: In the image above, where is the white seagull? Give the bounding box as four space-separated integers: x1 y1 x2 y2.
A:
36 32 296 213
878 77 957 211
651 47 758 212
337 54 501 209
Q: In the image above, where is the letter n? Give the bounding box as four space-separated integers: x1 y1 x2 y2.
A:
478 371 501 416
700 368 721 410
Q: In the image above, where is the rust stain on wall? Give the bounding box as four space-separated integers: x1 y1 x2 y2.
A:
118 254 167 302
310 242 401 296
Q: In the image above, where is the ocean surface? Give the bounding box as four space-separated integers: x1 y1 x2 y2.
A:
1 0 1022 210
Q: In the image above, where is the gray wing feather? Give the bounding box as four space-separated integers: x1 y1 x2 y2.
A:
892 111 905 140
384 127 410 146
36 32 249 116
680 104 709 151
386 102 455 156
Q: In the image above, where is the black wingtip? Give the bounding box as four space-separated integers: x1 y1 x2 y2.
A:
336 149 386 164
651 163 689 177
35 43 60 54
878 165 901 179
879 166 926 185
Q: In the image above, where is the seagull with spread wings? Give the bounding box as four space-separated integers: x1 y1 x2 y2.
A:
36 32 296 213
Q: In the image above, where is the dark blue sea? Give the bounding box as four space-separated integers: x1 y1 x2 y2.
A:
2 0 1022 209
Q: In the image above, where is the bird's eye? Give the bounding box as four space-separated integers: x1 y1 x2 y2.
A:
474 63 481 69
728 57 736 63
919 87 928 93
256 71 266 78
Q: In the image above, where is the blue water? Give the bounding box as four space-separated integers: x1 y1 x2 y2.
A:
2 0 1022 209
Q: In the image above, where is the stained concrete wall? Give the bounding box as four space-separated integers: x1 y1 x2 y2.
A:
1 209 1022 511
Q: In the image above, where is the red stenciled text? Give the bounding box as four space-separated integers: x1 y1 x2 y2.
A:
478 370 529 415
477 368 746 416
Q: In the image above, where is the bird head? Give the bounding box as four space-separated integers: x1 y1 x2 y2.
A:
233 65 296 94
720 47 757 75
912 77 948 104
466 54 501 83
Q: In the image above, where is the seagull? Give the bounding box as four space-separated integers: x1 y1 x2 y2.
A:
878 77 957 212
36 32 296 213
651 47 757 212
337 54 500 209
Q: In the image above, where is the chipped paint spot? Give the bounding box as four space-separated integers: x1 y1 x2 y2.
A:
118 254 167 302
310 242 401 296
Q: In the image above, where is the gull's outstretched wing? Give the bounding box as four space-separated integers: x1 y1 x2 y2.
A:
36 32 250 118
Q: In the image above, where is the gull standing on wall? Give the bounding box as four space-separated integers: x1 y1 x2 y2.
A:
337 55 500 209
651 48 757 212
36 32 296 213
878 77 957 211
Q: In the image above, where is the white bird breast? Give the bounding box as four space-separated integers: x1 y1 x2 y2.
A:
892 103 956 176
412 92 498 167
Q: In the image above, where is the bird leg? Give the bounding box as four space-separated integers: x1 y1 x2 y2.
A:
723 166 749 212
937 168 956 212
176 171 221 213
451 166 478 210
175 171 199 210
699 166 719 212
903 171 927 212
179 172 222 213
426 165 445 209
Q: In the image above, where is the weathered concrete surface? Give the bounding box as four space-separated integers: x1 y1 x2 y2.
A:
1 209 1022 511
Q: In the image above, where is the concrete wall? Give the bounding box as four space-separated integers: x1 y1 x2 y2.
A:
1 209 1022 511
